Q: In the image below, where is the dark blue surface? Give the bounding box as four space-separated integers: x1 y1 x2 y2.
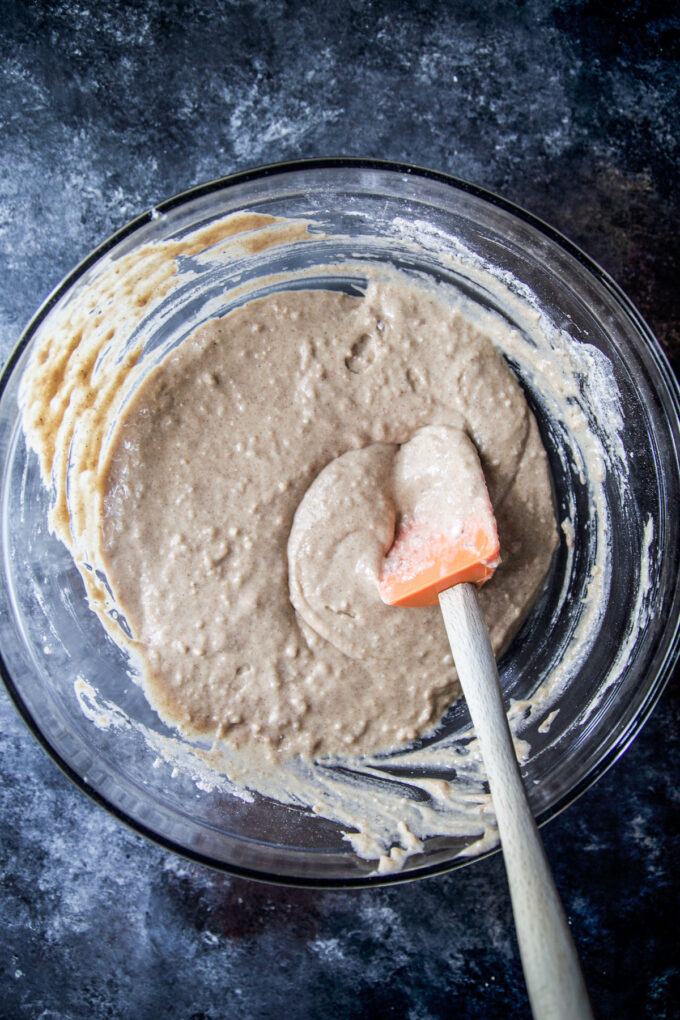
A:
1 2 678 1017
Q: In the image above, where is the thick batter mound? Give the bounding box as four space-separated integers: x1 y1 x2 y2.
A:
100 279 558 758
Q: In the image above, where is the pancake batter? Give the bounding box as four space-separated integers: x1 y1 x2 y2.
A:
99 279 558 759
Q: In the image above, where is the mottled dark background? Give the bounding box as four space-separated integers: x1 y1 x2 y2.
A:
1 1 678 1018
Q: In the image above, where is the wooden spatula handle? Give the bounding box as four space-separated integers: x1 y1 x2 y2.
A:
439 584 593 1020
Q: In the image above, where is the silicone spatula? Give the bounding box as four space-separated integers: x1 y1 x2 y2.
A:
378 431 593 1020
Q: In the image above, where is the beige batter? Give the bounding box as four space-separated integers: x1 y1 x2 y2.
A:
99 278 558 759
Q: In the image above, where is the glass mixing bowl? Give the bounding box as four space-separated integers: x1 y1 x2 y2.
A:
1 159 679 886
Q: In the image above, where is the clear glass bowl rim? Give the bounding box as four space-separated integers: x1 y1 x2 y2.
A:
2 156 679 888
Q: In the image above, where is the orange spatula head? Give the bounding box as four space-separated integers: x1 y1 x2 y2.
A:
378 514 500 607
377 426 500 608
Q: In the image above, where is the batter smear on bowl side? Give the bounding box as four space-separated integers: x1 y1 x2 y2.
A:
98 278 558 759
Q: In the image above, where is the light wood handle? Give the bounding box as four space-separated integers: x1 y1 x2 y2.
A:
439 584 593 1020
